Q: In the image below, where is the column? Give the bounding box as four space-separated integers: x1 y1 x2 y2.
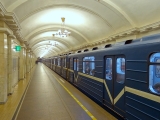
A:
18 42 25 80
30 51 33 69
0 32 8 103
24 48 27 78
26 49 31 73
7 35 13 95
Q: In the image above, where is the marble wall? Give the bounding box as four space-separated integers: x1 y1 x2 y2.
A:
0 21 36 104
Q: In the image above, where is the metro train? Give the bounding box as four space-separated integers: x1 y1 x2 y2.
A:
43 34 160 120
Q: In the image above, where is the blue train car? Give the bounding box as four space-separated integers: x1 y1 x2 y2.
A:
44 34 160 120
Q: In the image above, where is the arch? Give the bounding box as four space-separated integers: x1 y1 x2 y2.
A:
101 0 136 27
30 37 70 48
32 45 60 53
33 47 57 57
34 49 56 54
34 49 56 55
25 25 89 43
32 44 61 52
35 50 56 58
20 4 114 29
7 0 28 12
32 42 63 51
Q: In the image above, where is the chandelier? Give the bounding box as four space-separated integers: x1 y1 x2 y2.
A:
49 41 58 46
53 17 71 37
44 41 58 50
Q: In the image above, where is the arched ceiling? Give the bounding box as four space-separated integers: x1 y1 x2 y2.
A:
1 0 160 57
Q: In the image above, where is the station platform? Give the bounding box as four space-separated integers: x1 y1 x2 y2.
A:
0 63 117 120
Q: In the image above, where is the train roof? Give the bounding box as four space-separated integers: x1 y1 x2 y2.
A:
46 33 160 59
68 33 160 57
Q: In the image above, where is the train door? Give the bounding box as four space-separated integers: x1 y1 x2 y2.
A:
104 56 114 109
73 58 79 84
114 56 125 117
104 56 125 117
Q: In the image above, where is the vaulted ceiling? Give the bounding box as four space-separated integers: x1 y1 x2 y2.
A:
1 0 160 57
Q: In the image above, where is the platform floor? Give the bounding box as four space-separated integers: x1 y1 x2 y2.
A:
1 63 117 120
0 67 35 120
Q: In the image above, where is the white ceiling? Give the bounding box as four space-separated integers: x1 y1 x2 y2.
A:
1 0 160 57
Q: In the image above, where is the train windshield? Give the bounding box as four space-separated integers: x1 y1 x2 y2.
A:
149 53 160 95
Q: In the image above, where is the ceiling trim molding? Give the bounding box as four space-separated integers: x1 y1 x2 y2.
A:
85 21 160 47
0 2 24 41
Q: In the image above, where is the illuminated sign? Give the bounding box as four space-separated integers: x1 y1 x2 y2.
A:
15 46 21 51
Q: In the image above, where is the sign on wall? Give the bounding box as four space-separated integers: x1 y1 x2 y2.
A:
15 46 21 51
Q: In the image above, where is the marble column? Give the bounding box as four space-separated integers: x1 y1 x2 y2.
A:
0 33 8 103
7 35 13 95
19 43 25 80
30 51 33 69
26 49 31 73
23 48 27 78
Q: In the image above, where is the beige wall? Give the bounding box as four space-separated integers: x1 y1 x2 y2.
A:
0 21 36 104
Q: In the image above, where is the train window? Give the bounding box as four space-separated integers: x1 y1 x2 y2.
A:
77 59 79 71
74 58 79 71
70 58 72 69
62 58 63 66
149 53 160 95
106 58 112 80
74 59 76 70
62 58 64 67
58 58 61 66
55 59 57 65
64 58 66 67
53 59 55 65
116 58 125 84
66 58 71 68
83 56 95 76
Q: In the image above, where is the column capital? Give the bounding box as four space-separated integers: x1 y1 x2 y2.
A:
8 34 16 39
0 27 12 35
0 28 16 40
26 49 31 53
20 42 26 48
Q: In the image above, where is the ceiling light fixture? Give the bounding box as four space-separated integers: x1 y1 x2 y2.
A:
49 41 58 46
53 17 71 37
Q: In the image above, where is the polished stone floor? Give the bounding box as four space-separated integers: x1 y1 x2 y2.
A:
16 63 117 120
0 67 35 120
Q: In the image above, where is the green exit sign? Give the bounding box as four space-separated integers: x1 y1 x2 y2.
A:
15 46 21 51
